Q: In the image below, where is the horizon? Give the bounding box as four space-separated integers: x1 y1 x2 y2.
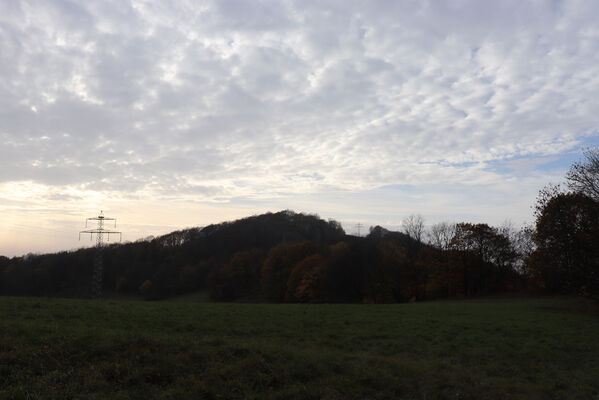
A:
0 207 493 257
2 1 599 257
0 206 556 258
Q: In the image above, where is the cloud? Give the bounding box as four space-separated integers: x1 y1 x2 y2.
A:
1 0 599 254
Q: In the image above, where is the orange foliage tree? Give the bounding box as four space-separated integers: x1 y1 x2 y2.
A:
261 241 318 302
285 254 327 302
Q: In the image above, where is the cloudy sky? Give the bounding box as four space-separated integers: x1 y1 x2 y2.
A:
1 0 599 256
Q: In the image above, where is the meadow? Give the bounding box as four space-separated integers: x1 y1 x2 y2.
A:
1 296 598 399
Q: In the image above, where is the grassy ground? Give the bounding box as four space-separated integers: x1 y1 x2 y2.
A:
1 296 598 400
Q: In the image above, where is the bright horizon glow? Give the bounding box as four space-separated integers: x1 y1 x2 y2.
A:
2 1 599 257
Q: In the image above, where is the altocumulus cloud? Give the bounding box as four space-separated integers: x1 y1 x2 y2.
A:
1 0 599 254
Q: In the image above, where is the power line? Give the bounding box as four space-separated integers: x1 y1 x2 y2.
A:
355 223 364 237
79 211 121 298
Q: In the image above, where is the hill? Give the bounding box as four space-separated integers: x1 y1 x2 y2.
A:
0 211 346 299
0 210 523 302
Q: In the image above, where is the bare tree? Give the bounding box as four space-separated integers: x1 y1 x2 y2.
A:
403 214 424 243
566 147 599 201
498 219 535 273
427 221 456 250
498 219 517 245
513 223 536 273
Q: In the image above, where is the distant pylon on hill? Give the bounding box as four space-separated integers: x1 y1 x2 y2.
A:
79 211 121 298
355 223 364 237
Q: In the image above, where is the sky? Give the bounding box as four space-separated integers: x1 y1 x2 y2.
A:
1 0 599 256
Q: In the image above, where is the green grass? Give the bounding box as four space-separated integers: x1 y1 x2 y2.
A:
1 296 598 399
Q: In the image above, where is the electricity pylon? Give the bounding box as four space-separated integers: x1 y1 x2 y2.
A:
79 211 121 298
355 223 364 237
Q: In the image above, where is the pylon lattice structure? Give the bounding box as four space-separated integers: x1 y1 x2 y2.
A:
79 211 121 298
355 223 364 237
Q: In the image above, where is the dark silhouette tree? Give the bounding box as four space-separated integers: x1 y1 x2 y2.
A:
209 249 264 301
427 221 456 250
450 223 516 268
322 241 362 302
531 192 599 295
362 241 406 303
403 214 425 243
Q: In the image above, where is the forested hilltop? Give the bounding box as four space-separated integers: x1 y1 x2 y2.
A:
1 149 598 301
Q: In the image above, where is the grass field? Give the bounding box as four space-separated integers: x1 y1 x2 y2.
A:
1 296 598 400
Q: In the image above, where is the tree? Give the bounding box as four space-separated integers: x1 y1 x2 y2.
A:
362 241 407 303
450 223 514 266
285 254 327 302
139 280 153 299
427 221 456 250
531 192 599 295
566 147 599 201
177 265 201 292
510 223 536 274
261 241 318 302
209 249 263 301
403 214 424 243
448 223 518 292
322 241 362 302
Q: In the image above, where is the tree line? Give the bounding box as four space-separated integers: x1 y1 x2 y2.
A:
0 149 597 301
